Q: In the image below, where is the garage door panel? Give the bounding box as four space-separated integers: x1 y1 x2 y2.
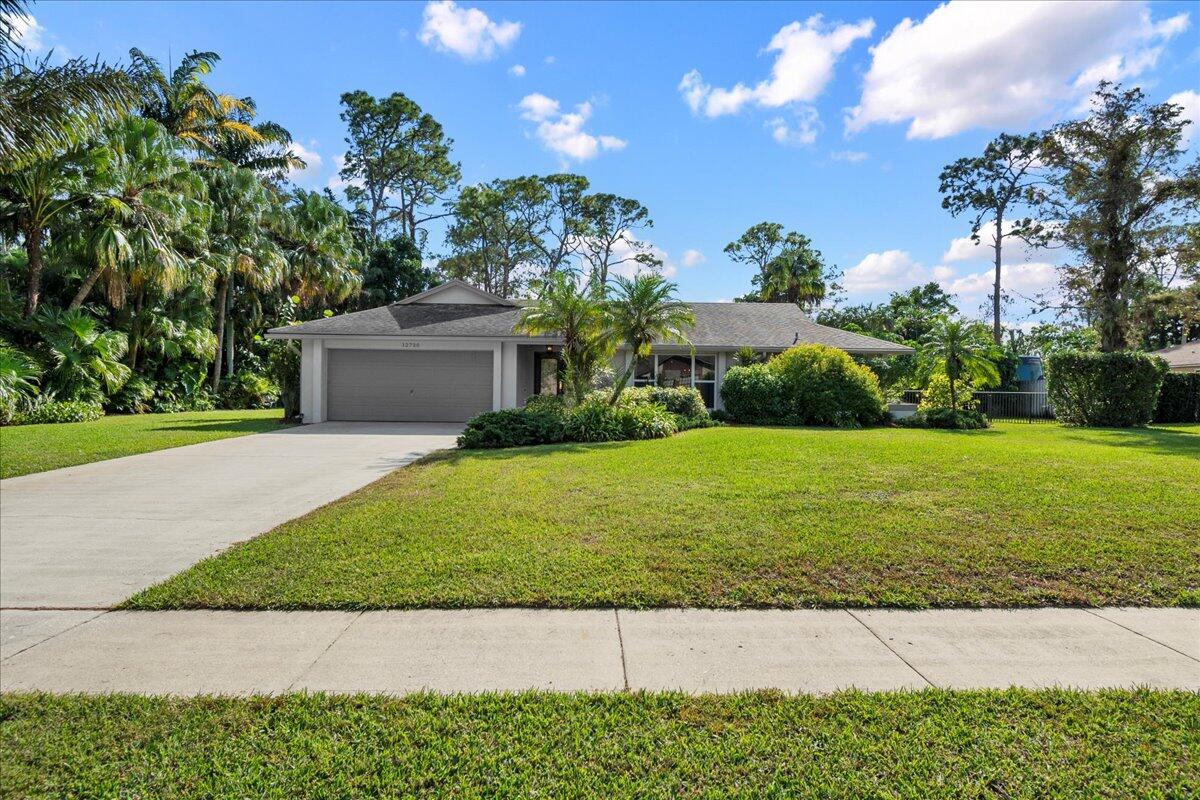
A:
326 349 493 422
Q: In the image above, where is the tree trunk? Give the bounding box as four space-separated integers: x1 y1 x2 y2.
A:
211 277 228 393
68 264 106 310
127 290 144 369
22 225 44 318
991 214 1004 345
949 375 958 410
224 276 235 377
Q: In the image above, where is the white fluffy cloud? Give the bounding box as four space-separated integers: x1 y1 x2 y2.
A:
508 63 526 77
941 220 1045 263
679 15 873 118
518 94 626 163
765 107 821 146
680 249 705 268
419 0 521 61
846 1 1190 139
842 250 954 294
944 261 1058 303
1168 89 1200 147
285 142 323 183
3 12 45 52
608 237 678 280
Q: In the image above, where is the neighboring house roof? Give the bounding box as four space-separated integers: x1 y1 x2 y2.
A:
268 291 913 355
1151 340 1200 371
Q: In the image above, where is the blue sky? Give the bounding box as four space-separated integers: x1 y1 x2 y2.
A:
20 1 1200 322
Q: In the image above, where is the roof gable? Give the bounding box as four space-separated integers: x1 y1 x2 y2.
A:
397 280 517 306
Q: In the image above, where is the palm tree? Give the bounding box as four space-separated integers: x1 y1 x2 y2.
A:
277 190 361 306
515 270 611 405
607 273 695 404
204 163 286 391
920 317 1000 409
36 308 131 402
1 0 140 174
67 117 208 311
128 48 265 157
761 239 827 312
0 337 40 408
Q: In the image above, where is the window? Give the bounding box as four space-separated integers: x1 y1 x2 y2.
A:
535 352 561 396
629 353 718 409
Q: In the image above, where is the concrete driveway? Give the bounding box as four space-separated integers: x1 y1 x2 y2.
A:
0 422 460 609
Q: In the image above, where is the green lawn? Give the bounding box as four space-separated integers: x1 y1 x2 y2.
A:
0 408 286 478
1 690 1195 798
128 423 1200 610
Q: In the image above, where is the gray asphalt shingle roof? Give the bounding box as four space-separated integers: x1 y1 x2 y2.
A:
269 301 913 354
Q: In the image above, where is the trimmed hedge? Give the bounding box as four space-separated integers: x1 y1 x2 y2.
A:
1155 372 1200 423
1047 351 1167 427
14 400 105 425
721 344 887 428
619 385 708 418
897 407 990 430
458 396 681 449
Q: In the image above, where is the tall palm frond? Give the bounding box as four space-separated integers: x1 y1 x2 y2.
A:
607 273 695 403
921 317 1000 408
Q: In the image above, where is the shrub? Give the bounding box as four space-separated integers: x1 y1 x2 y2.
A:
918 373 979 412
218 370 280 410
1155 372 1200 423
720 364 785 424
1047 351 1167 427
615 402 677 440
14 399 104 425
457 405 568 449
564 398 626 443
898 407 990 429
771 344 888 428
619 385 708 418
109 376 157 414
674 412 723 431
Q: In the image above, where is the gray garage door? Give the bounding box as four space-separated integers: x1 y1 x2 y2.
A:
326 348 493 422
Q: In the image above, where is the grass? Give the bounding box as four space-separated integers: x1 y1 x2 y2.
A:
1 690 1196 798
0 408 287 478
127 423 1200 610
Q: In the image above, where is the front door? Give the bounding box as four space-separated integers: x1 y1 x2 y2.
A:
534 352 562 396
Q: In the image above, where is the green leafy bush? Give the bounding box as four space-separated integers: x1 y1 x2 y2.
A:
1047 351 1167 427
458 394 678 449
109 376 157 414
771 344 888 428
1155 372 1200 423
720 364 785 424
918 373 979 411
674 413 723 431
14 399 104 425
218 370 280 410
563 398 626 443
615 402 677 440
619 385 707 418
898 407 990 429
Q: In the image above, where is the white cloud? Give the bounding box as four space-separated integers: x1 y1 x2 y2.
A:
544 55 556 65
1168 89 1200 147
830 149 869 163
679 15 874 118
286 142 323 183
680 249 705 268
847 1 1190 139
327 153 365 194
842 250 954 294
945 261 1058 302
941 220 1046 263
4 12 45 53
766 107 821 146
508 63 526 77
608 238 678 279
419 0 521 61
518 94 626 163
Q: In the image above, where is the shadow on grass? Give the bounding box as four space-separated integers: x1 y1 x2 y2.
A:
149 419 290 434
1061 425 1200 460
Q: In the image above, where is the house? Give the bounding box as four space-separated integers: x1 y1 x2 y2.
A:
266 280 914 423
1151 341 1200 373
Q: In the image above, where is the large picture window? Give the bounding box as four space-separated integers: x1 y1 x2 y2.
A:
631 353 718 408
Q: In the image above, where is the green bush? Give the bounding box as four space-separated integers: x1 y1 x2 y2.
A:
720 364 785 424
218 370 280 410
619 385 707 418
109 376 157 414
898 407 990 430
457 405 568 449
771 344 888 428
615 402 677 440
1155 372 1200 423
1047 351 1167 427
674 413 723 432
563 398 626 443
458 394 679 449
14 399 104 425
918 373 979 411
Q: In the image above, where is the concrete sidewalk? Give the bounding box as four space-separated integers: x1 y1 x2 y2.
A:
2 607 1195 695
0 422 460 609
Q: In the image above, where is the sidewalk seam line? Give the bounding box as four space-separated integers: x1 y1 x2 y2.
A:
286 611 364 691
614 609 630 691
1082 609 1199 664
0 609 109 663
845 610 936 689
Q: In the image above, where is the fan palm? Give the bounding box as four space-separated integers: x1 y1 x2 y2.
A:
760 236 827 312
0 338 40 404
920 317 1000 409
277 190 361 306
36 308 131 402
68 117 208 310
516 270 611 405
128 47 264 157
607 273 695 404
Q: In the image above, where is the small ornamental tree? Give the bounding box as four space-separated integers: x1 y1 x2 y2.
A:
1046 351 1167 427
